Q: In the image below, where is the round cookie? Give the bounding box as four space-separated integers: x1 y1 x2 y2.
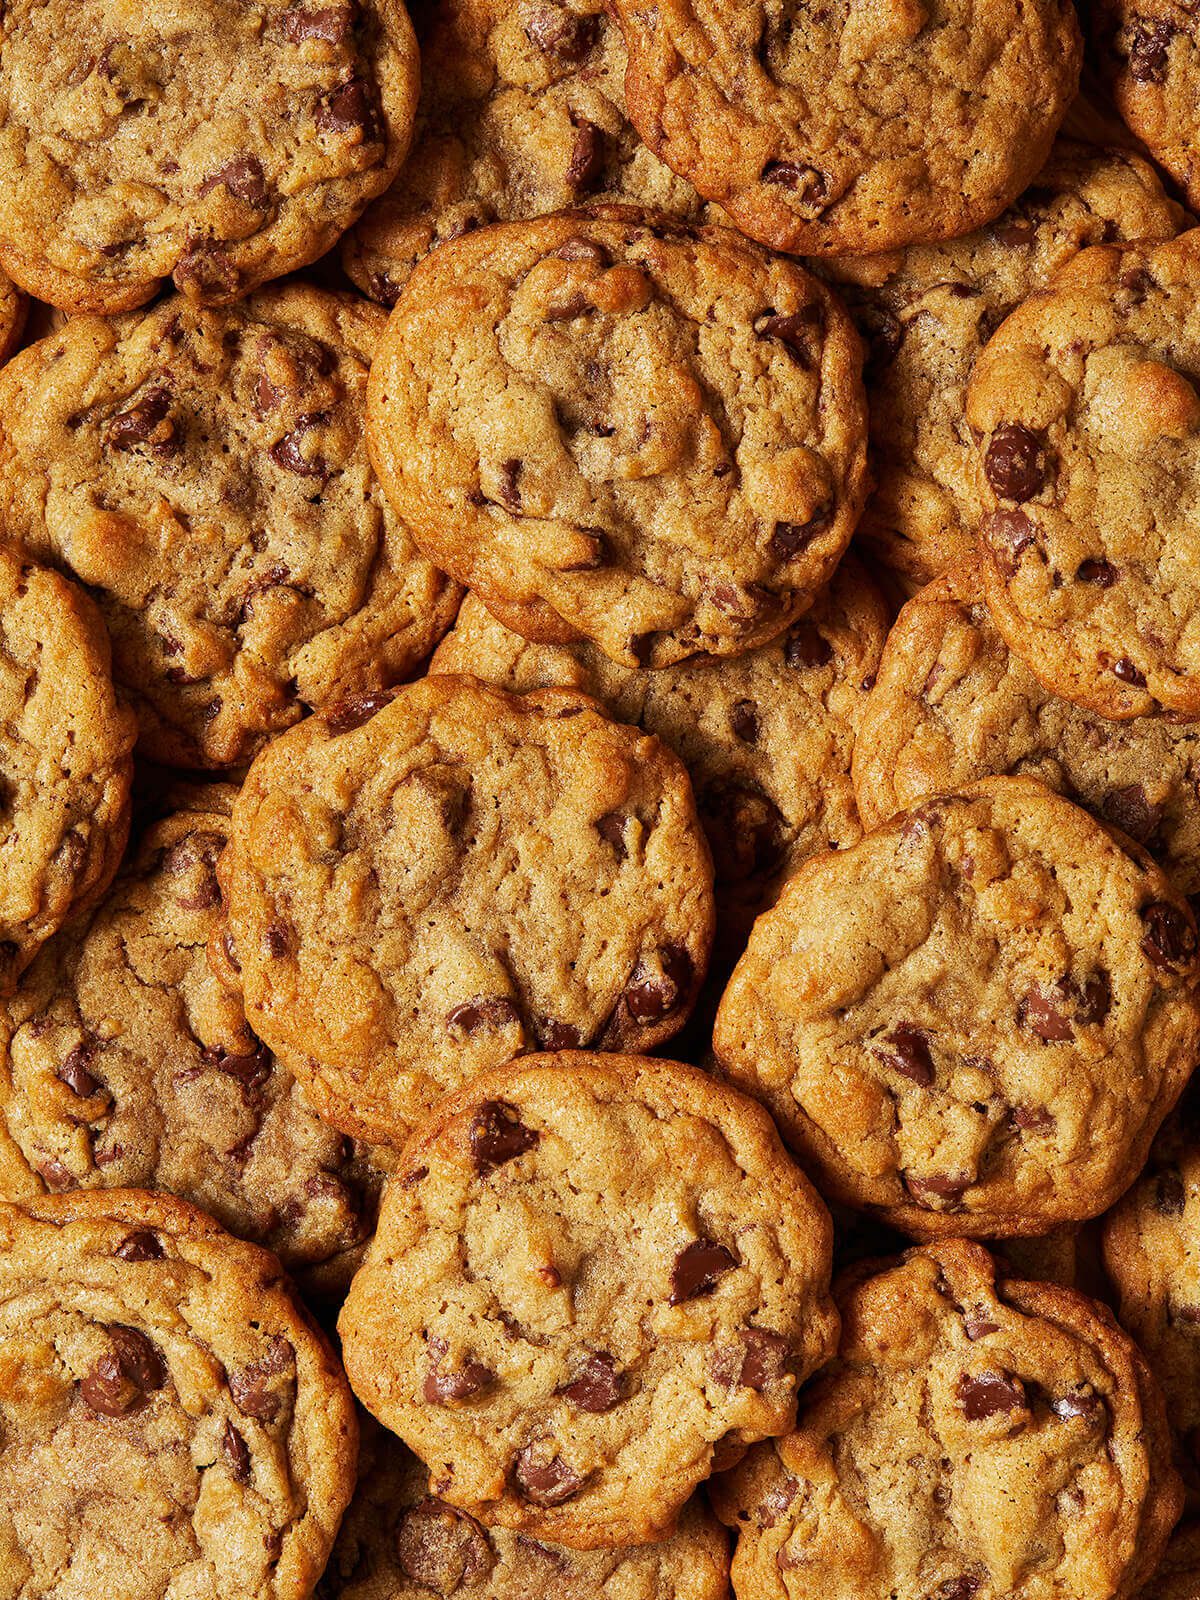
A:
0 545 136 995
712 775 1200 1238
711 1238 1182 1600
366 208 868 670
0 269 25 363
609 0 1082 256
430 559 888 958
0 806 383 1297
218 674 716 1144
1135 1527 1200 1600
342 0 709 307
0 1188 357 1600
824 142 1184 585
0 0 418 314
338 1053 838 1549
1091 3 1200 215
0 285 461 768
317 1413 731 1598
852 566 1200 899
968 229 1200 720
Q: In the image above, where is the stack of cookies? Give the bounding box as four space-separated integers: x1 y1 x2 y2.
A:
4 4 1200 1599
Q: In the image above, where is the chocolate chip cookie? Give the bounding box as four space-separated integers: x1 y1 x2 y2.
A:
712 775 1200 1238
0 545 137 995
0 807 383 1297
366 208 868 669
825 142 1184 585
0 0 418 314
430 559 887 959
0 1187 358 1599
1136 1526 1200 1600
342 0 710 307
317 1413 731 1597
968 230 1200 720
1091 3 1200 214
218 674 715 1144
0 284 461 768
711 1238 1181 1600
610 0 1082 256
852 567 1200 899
338 1053 838 1549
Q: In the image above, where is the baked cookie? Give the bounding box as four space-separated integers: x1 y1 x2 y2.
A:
610 0 1082 256
825 142 1184 584
1091 3 1200 214
852 567 1200 899
367 208 868 669
317 1413 731 1597
0 0 418 313
0 285 461 768
0 269 25 362
0 545 136 995
338 1053 838 1548
217 674 715 1144
1103 1081 1200 1500
0 1188 357 1600
0 807 383 1297
712 1239 1182 1600
430 559 887 957
342 0 709 306
968 230 1200 720
1134 1526 1200 1600
712 775 1200 1238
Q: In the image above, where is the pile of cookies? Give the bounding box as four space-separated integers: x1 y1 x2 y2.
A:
5 2 1200 1598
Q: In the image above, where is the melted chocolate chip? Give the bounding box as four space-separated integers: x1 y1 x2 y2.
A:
1129 17 1176 82
957 1370 1025 1421
784 624 832 670
115 1230 164 1262
1018 986 1075 1043
983 509 1037 574
669 1238 737 1305
265 922 291 959
596 812 628 858
553 236 609 267
1077 557 1117 588
872 1023 934 1086
524 6 599 58
930 1580 981 1600
565 118 604 190
1142 901 1197 970
424 1340 495 1406
200 154 268 208
316 76 378 138
447 997 521 1034
200 1041 272 1097
513 1446 586 1506
1113 657 1147 687
229 1337 292 1421
760 161 830 209
559 1351 626 1413
539 1020 581 1050
1052 1388 1106 1425
80 1326 166 1416
713 1328 791 1391
283 4 356 44
731 699 759 743
222 1419 252 1482
754 306 823 364
469 1100 539 1174
984 424 1047 501
57 1043 101 1098
395 1498 495 1591
771 512 829 560
623 945 692 1024
270 412 331 478
496 458 522 511
173 241 239 298
1101 784 1163 844
905 1173 969 1205
963 1309 1000 1340
107 386 177 454
324 690 395 733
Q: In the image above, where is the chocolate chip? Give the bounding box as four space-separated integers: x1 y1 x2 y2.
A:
596 812 628 858
222 929 241 974
57 1043 101 1098
80 1326 166 1417
963 1309 1000 1340
905 1173 969 1205
525 7 599 58
784 624 832 670
709 580 781 623
173 241 239 299
1142 901 1197 970
1129 17 1176 82
669 1238 737 1305
229 1338 292 1421
553 236 609 266
754 306 823 365
559 1351 626 1413
957 1370 1025 1421
316 76 378 138
623 945 692 1024
447 997 521 1034
984 424 1047 501
1113 656 1147 687
872 1023 934 1086
770 512 829 561
993 217 1038 247
930 1580 981 1600
200 1042 272 1097
513 1446 587 1506
469 1100 539 1174
1157 1170 1186 1215
265 922 291 958
283 4 356 43
713 1328 791 1391
565 118 603 191
1101 784 1162 843
1052 1388 1106 1425
200 154 268 208
424 1340 495 1406
731 700 759 743
1077 557 1117 587
984 507 1039 579
36 1157 74 1191
395 1499 495 1592
324 690 395 733
115 1230 164 1262
1018 986 1074 1043
222 1419 252 1482
107 386 178 454
539 1020 581 1050
270 412 331 478
699 780 786 880
1011 1104 1055 1132
760 161 830 210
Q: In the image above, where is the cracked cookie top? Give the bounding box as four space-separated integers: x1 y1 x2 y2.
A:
218 674 715 1144
0 0 418 312
610 0 1082 255
338 1053 837 1549
713 775 1200 1238
0 284 460 769
366 209 868 670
